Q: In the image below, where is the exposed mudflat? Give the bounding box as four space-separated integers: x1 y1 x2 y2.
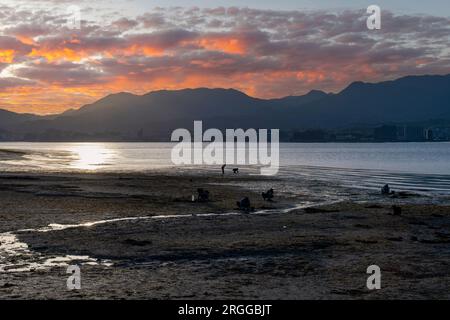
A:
0 172 449 299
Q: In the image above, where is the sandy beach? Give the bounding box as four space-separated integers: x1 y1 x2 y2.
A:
0 169 449 300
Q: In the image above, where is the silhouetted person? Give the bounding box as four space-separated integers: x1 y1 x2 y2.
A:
197 188 210 202
381 184 390 195
236 197 252 212
233 168 239 174
221 164 226 175
262 188 274 201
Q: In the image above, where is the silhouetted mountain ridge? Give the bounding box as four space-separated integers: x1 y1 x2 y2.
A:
0 109 40 128
0 74 449 141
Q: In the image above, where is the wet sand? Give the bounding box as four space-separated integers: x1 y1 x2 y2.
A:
0 172 449 299
0 149 26 161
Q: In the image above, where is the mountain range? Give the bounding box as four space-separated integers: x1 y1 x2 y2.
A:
1 73 450 141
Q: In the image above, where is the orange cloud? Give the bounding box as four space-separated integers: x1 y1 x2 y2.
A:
198 37 246 54
0 49 16 63
29 47 86 62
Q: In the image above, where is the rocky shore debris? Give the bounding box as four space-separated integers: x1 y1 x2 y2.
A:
381 184 391 195
381 184 421 199
262 188 274 201
236 197 254 213
196 188 210 202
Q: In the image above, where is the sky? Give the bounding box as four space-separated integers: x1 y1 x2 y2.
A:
0 0 449 114
132 0 450 16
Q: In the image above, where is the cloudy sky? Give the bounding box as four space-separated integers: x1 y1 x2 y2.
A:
0 0 449 114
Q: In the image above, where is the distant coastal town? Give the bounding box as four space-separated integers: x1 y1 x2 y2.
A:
281 124 450 142
2 124 450 143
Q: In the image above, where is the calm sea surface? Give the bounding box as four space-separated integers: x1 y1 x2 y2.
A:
1 142 450 195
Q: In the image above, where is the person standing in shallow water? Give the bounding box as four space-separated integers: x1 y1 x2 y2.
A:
221 164 226 175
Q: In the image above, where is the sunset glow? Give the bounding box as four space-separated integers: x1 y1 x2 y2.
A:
0 1 449 114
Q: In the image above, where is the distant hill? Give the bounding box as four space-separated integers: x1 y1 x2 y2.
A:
1 73 450 141
0 109 39 128
291 74 450 128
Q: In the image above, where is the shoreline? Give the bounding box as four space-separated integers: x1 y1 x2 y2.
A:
0 149 27 161
1 140 450 143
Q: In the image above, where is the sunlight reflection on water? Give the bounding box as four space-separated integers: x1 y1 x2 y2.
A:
67 143 115 170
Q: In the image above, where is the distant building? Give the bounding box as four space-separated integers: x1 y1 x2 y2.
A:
397 125 425 141
431 127 450 141
406 126 425 141
374 125 397 141
425 128 434 141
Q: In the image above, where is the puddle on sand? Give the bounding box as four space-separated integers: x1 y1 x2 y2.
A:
0 231 113 273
